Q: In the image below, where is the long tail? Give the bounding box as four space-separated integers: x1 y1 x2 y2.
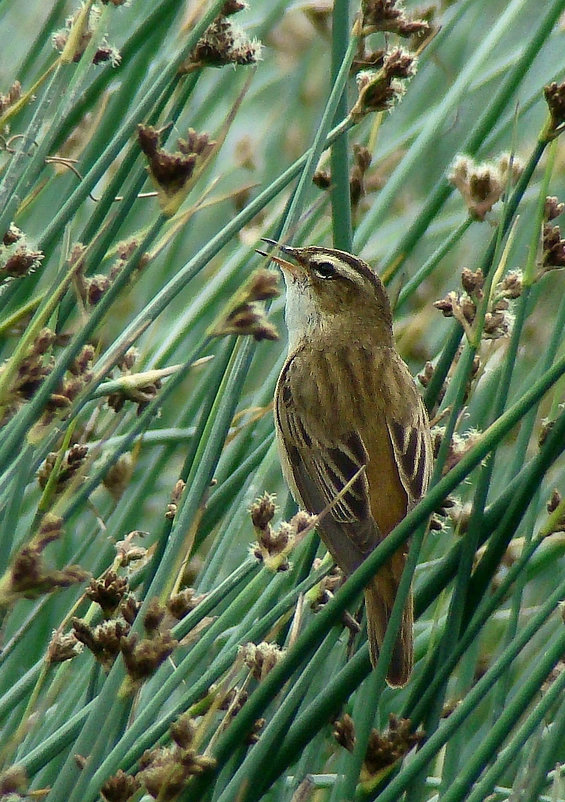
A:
364 574 413 687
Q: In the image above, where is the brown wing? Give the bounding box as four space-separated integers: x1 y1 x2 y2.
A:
275 357 381 577
384 382 433 510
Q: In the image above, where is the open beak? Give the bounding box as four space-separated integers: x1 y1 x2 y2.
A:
256 238 302 278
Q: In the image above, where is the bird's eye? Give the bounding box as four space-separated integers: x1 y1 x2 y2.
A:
313 260 337 280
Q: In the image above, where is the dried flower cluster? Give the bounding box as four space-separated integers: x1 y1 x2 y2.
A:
0 514 88 605
240 641 286 680
210 268 280 341
0 223 43 281
358 0 430 37
73 615 131 673
545 196 564 221
542 222 565 270
71 239 149 309
250 492 315 571
120 627 177 690
47 630 84 663
434 266 520 342
86 570 129 617
431 425 483 475
165 478 186 520
0 80 21 115
52 6 120 66
307 561 344 612
306 560 360 635
447 498 471 536
115 529 148 567
363 714 425 777
543 81 565 139
103 453 134 500
449 153 524 221
3 332 94 429
351 47 417 120
334 713 424 777
334 713 356 751
313 144 373 209
347 0 424 118
138 125 216 215
73 592 179 686
545 489 565 536
138 715 215 800
101 713 215 802
38 444 88 494
418 344 481 416
428 495 457 534
350 145 373 207
183 3 261 72
213 683 265 743
538 416 555 449
0 766 28 797
167 587 207 620
100 769 139 802
107 348 161 415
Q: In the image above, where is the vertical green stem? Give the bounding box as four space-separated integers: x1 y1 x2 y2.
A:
330 0 353 251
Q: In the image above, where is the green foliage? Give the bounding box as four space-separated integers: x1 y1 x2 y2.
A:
0 1 565 801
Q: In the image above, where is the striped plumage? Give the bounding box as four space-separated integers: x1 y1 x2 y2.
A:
270 244 432 686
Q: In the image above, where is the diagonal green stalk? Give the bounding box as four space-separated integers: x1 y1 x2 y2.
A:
488 139 558 724
33 0 228 258
140 337 233 594
424 136 546 411
339 522 427 801
408 406 565 734
395 217 473 308
437 633 565 802
464 672 565 802
81 556 332 801
0 62 66 228
358 0 565 277
414 401 565 632
45 338 250 801
0 215 166 478
242 475 564 796
361 586 565 802
413 175 527 799
282 36 357 238
183 366 565 798
260 649 371 796
213 630 341 802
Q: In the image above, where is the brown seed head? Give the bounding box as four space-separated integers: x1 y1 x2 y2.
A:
250 492 277 531
334 713 356 751
0 81 22 115
544 196 565 221
86 570 129 617
547 488 561 514
363 714 425 777
0 765 28 796
544 81 565 136
240 641 285 680
47 630 83 663
359 0 430 37
100 769 140 802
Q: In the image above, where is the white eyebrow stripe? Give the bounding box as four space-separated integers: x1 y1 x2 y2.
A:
311 255 365 286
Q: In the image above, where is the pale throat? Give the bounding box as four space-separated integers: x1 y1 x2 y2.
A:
283 277 332 352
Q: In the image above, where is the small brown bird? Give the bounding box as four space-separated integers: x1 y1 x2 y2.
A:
265 241 432 686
